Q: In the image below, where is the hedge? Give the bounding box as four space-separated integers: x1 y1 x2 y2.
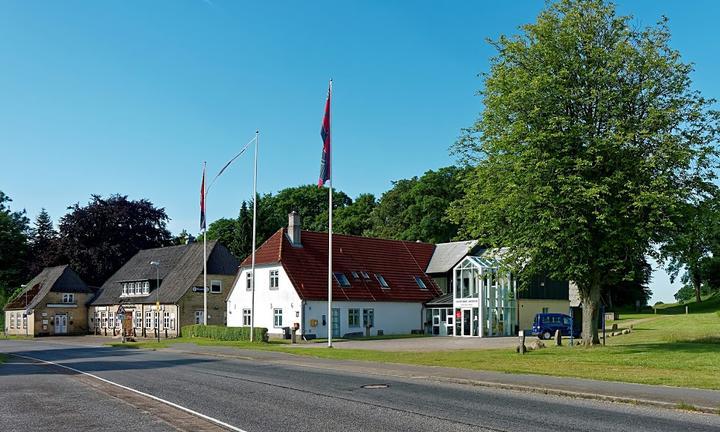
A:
181 324 268 342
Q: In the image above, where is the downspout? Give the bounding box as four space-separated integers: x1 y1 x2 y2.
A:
301 300 306 341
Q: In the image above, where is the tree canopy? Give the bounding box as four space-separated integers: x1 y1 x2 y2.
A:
58 194 172 286
0 191 29 297
450 0 719 345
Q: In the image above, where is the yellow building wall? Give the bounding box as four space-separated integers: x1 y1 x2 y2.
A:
518 299 570 331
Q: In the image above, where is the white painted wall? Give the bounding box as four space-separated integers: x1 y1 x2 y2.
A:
305 300 423 338
227 264 425 338
227 264 302 336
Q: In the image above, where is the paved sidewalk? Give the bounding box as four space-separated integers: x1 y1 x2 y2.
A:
162 342 720 413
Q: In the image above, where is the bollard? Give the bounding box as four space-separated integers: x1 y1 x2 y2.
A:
518 330 527 354
685 306 689 315
554 329 562 346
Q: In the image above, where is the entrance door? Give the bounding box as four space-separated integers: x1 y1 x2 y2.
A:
462 309 471 336
331 308 341 338
54 315 67 334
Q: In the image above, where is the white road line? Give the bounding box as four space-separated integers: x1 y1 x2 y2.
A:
12 353 247 432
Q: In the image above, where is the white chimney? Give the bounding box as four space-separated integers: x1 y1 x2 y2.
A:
288 211 302 247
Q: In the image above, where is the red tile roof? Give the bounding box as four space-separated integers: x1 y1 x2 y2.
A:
241 229 441 302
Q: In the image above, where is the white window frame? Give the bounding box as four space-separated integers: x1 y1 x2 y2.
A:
22 314 27 329
9 312 14 329
363 308 374 327
146 311 153 328
242 308 251 326
164 311 170 329
348 308 360 327
269 270 279 290
62 293 75 303
134 311 142 328
273 308 283 328
101 312 107 328
143 281 150 295
195 310 204 325
210 280 222 294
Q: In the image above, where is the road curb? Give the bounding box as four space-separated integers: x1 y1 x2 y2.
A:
158 347 720 416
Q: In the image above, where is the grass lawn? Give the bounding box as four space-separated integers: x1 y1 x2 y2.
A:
0 353 6 364
108 294 720 390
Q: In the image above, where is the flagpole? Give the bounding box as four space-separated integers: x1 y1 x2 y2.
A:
203 161 208 326
327 79 333 349
250 130 258 342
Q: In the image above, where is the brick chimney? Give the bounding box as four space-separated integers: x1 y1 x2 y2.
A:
287 211 302 247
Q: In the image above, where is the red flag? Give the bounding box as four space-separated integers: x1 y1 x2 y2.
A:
318 81 331 187
200 162 206 230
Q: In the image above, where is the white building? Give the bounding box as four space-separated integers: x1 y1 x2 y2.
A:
226 212 441 338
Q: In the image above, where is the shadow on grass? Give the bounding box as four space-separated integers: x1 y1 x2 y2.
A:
605 341 720 355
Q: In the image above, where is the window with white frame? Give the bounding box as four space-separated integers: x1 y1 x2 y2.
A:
375 274 389 288
210 280 222 294
16 313 21 329
109 312 115 328
245 272 253 291
23 314 27 329
135 311 142 328
101 312 107 328
143 281 150 294
122 283 128 296
195 310 204 325
146 311 153 328
333 272 351 287
348 308 360 327
363 308 374 327
154 311 160 329
242 309 251 326
164 311 171 329
273 308 283 327
9 312 14 329
62 293 75 303
269 270 279 289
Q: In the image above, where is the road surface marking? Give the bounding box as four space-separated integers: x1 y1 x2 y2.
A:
12 353 248 432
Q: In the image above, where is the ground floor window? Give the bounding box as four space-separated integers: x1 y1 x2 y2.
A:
348 308 360 327
164 312 171 329
194 310 204 325
146 311 153 328
9 312 14 329
362 308 374 328
273 308 283 328
154 312 160 329
101 312 108 328
242 309 251 326
22 314 27 329
135 311 142 328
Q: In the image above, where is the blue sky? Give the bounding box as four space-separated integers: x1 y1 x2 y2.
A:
1 1 719 302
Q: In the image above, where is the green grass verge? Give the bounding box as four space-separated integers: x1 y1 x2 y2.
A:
108 308 720 390
0 353 6 364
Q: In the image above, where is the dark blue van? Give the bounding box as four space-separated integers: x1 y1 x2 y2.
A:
531 313 579 339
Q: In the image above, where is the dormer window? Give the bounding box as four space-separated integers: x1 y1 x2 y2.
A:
375 274 389 288
333 272 351 287
62 293 75 303
143 281 150 294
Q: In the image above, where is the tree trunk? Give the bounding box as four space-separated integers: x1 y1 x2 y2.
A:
582 282 601 346
692 270 702 303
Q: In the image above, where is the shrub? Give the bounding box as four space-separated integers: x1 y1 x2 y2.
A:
181 324 267 342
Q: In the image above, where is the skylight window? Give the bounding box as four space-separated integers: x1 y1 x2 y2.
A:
351 271 359 279
375 274 389 288
361 271 370 280
333 272 351 287
414 276 427 290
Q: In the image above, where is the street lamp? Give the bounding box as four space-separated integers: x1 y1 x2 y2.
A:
150 261 160 343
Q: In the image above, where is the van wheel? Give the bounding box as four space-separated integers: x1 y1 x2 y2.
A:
542 330 552 340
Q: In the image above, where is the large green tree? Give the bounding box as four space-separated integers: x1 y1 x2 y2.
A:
27 208 62 276
367 166 468 243
58 194 172 286
0 191 29 298
451 0 719 345
661 196 720 303
334 193 377 236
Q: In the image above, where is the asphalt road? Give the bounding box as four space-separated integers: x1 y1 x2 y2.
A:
1 338 719 432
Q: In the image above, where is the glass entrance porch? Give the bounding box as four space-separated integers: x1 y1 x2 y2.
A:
453 255 517 337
